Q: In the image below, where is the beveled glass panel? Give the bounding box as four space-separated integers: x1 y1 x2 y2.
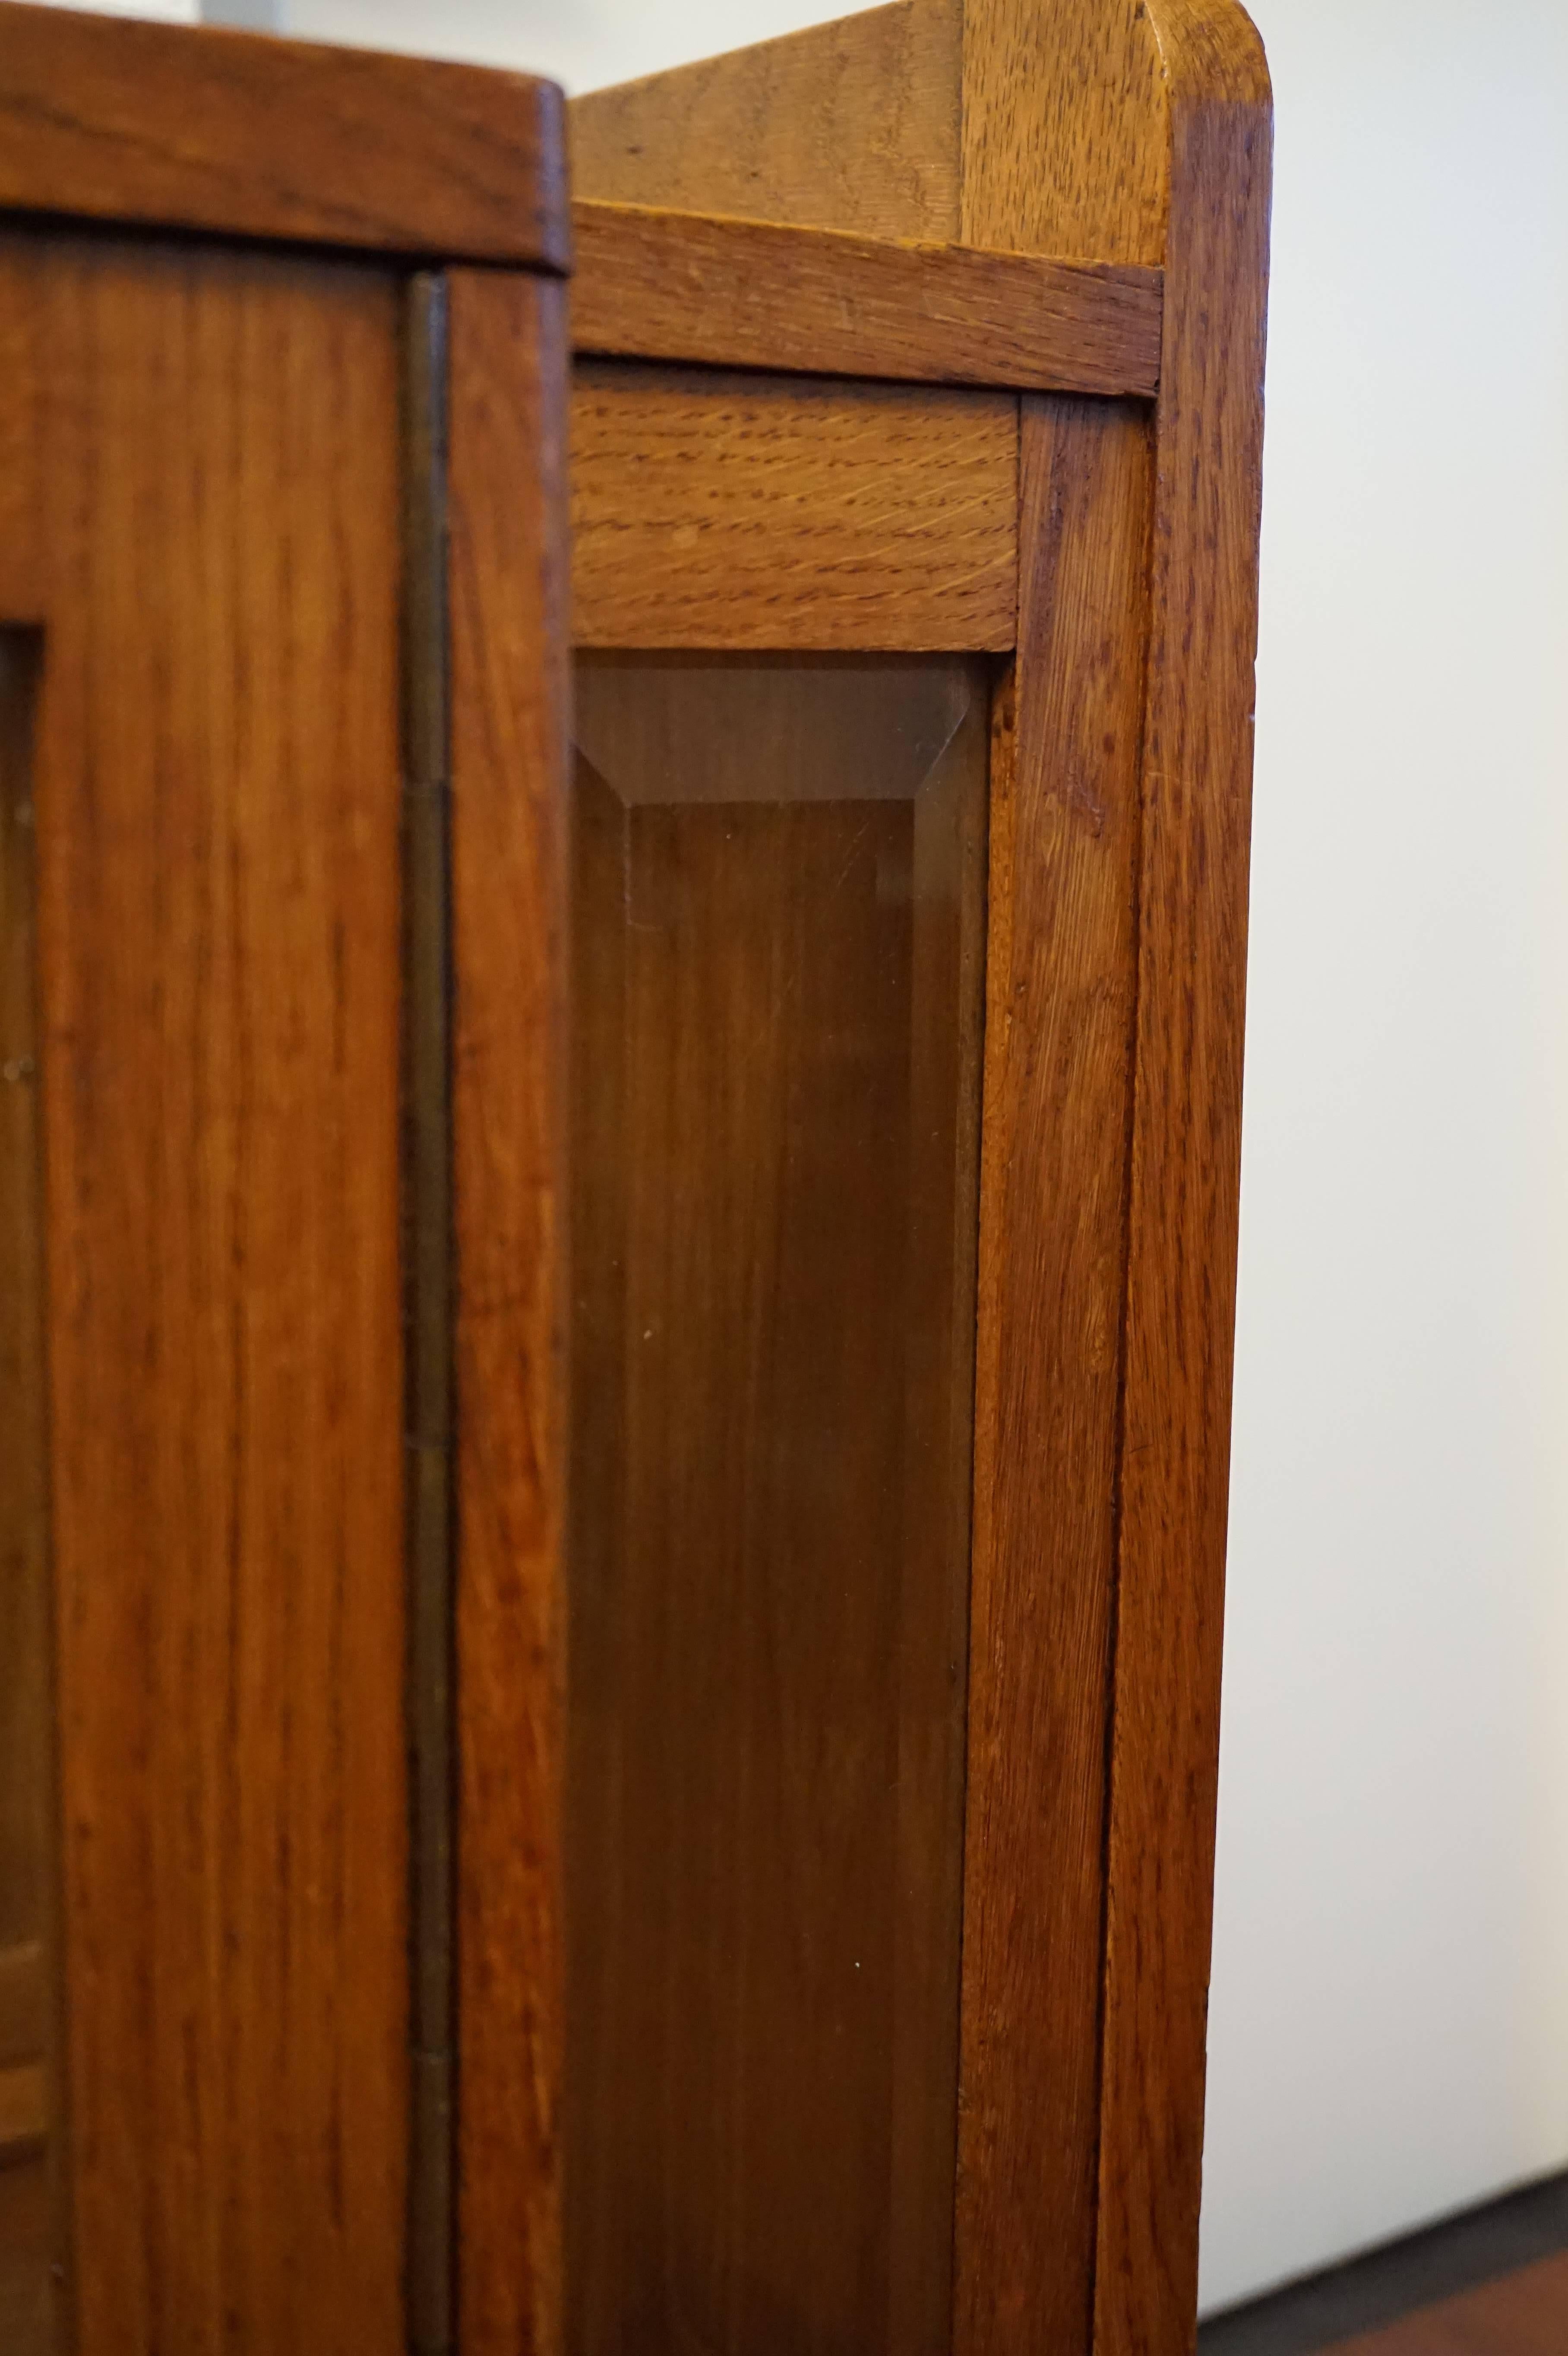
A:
0 633 54 2356
568 653 988 2356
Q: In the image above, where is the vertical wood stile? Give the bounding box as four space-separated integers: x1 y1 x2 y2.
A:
957 6 1270 2352
1093 10 1271 2353
403 271 457 2356
448 266 571 2356
953 396 1155 2356
0 626 67 2356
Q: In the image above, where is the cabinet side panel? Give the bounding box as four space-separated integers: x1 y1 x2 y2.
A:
955 394 1154 2356
1094 13 1271 2353
447 266 571 2356
25 234 407 2355
569 0 960 241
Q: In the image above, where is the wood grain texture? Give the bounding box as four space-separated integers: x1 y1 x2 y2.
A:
0 636 47 1977
6 231 408 2353
0 0 568 269
448 265 571 2356
0 629 54 2331
571 363 1019 649
571 201 1162 395
403 272 458 2356
1093 7 1271 2353
570 0 960 240
0 333 40 622
566 657 986 2356
953 395 1154 2356
960 0 1167 263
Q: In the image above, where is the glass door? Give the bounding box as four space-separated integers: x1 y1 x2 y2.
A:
567 652 990 2354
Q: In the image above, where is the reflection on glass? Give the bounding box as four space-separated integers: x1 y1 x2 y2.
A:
0 633 56 2356
568 655 988 2356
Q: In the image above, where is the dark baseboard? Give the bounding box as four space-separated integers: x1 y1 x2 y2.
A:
1197 2167 1568 2356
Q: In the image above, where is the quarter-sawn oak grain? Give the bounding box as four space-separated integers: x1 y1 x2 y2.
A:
571 363 1019 650
571 202 1162 395
954 393 1154 2356
1092 10 1272 2354
960 0 1168 264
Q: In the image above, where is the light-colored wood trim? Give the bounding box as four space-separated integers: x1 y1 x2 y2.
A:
569 0 961 241
953 393 1154 2356
449 266 571 2356
571 362 1019 651
569 0 1174 269
0 0 569 270
571 201 1162 396
1092 10 1271 2352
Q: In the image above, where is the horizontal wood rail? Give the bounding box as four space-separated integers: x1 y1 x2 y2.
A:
572 361 1020 650
0 0 568 269
571 200 1162 396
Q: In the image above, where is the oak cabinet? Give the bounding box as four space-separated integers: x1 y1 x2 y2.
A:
0 3 1270 2354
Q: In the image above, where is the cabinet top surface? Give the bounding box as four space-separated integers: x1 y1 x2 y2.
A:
0 0 569 272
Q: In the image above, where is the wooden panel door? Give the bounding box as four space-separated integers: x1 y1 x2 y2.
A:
0 230 407 2356
0 21 572 2356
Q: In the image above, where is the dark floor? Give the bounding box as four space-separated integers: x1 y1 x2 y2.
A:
1333 2255 1568 2353
1200 2170 1568 2356
6 2148 1567 2352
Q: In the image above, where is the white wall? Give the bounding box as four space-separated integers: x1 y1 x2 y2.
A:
67 0 1568 2314
1200 0 1568 2312
218 0 885 89
44 0 195 19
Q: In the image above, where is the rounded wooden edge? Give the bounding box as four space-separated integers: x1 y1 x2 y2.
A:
1144 0 1271 112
